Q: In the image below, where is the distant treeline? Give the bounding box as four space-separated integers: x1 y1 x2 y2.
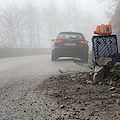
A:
0 0 100 48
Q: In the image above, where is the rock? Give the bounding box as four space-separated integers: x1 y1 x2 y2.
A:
87 80 93 84
109 87 116 91
75 116 80 119
89 112 94 116
110 62 120 75
111 94 115 97
84 102 88 106
98 82 102 85
59 105 65 109
23 110 26 113
70 74 76 78
93 57 120 85
109 79 114 85
93 66 106 83
64 96 71 100
36 111 38 113
114 62 120 68
55 117 64 120
104 60 116 69
111 94 120 98
73 112 77 115
76 87 80 90
67 102 70 105
94 65 105 73
89 72 94 79
96 57 116 69
54 93 60 98
58 70 63 73
72 78 76 81
87 118 90 120
51 108 54 111
80 107 86 111
116 99 120 105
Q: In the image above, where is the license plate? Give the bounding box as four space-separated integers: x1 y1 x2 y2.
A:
64 43 76 46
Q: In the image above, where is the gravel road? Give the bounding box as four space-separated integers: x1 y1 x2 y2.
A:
0 55 90 120
1 55 120 120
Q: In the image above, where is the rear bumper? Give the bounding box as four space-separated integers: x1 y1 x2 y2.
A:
52 47 88 57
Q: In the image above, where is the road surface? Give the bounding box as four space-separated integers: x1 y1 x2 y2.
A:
0 55 90 120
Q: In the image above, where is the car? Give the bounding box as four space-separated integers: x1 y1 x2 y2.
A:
51 32 89 62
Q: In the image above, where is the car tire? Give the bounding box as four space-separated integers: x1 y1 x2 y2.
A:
81 56 88 63
81 52 88 63
51 54 58 61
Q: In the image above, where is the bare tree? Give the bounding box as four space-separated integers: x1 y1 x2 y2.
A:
0 5 23 47
42 0 60 47
0 0 112 48
22 2 38 48
97 0 119 18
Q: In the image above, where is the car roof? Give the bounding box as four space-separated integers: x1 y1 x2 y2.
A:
59 32 83 34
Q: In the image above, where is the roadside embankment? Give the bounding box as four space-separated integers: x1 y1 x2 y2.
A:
35 70 120 120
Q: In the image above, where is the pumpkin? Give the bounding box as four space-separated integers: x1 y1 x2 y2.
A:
94 24 112 35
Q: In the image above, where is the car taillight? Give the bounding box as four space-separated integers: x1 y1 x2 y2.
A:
54 40 63 43
80 41 87 44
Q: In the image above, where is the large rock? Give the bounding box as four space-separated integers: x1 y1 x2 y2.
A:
93 57 120 84
93 66 106 83
114 62 120 70
94 65 105 73
110 62 120 77
96 57 116 69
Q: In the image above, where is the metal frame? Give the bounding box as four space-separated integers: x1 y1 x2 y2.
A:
92 35 120 69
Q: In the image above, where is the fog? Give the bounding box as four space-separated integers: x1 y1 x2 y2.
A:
0 0 109 49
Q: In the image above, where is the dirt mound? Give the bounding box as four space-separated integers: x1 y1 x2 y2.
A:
35 72 120 120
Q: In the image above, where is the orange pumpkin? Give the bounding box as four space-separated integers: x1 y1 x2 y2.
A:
94 24 112 35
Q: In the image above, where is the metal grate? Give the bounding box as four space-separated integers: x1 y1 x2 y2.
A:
92 35 120 69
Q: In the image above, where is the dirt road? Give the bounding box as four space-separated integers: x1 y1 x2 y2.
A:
0 55 120 120
0 55 90 120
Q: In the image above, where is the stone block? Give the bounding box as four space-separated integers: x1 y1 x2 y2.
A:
93 65 106 83
96 57 116 69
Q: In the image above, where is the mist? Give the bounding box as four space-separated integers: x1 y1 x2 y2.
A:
0 0 108 49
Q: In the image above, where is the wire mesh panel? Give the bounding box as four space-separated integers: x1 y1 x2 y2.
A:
92 35 120 69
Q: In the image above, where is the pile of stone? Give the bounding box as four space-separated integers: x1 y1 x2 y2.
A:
92 57 120 86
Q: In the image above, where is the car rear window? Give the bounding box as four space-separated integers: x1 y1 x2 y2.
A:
57 33 85 40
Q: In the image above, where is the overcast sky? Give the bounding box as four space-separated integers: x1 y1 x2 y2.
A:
0 0 108 22
0 0 104 11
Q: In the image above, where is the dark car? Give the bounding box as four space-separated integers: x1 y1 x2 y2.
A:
51 32 89 62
